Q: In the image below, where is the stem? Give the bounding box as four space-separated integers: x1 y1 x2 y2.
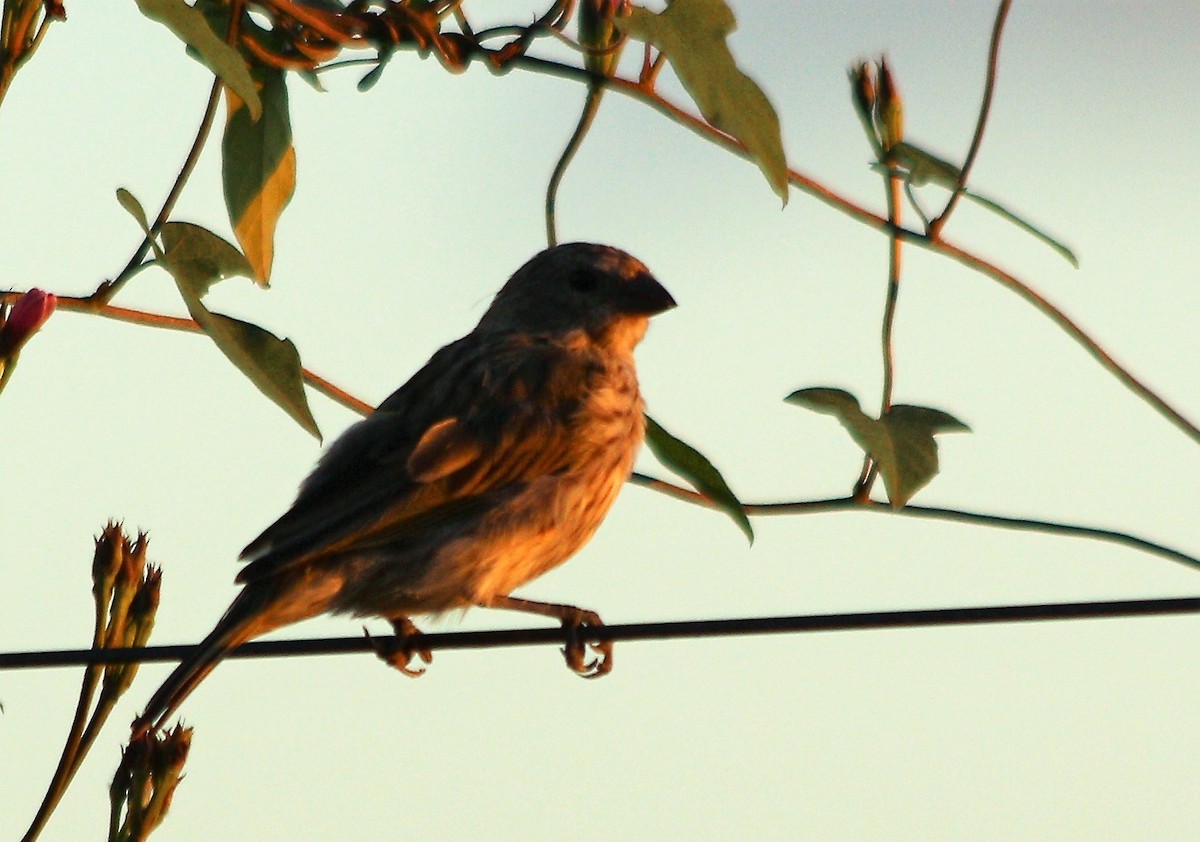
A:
853 150 905 501
21 583 110 842
0 350 16 396
914 235 1200 444
46 297 377 416
930 0 1012 237
628 474 1200 573
20 680 99 842
0 0 43 112
545 82 605 246
304 368 374 416
880 174 902 410
508 57 1200 448
95 77 225 305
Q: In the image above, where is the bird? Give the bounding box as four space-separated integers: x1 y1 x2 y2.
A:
132 242 676 737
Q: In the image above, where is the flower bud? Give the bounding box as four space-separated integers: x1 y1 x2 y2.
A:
128 564 162 651
102 563 162 700
112 733 156 834
875 57 904 152
0 288 56 357
849 62 880 153
153 724 193 787
92 522 126 605
131 565 162 628
580 0 625 78
119 531 150 593
89 526 148 654
145 725 193 830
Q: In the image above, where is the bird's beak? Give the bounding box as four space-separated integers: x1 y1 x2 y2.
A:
619 271 677 316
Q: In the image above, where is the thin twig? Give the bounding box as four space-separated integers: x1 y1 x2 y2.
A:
508 57 1200 448
20 581 108 842
95 0 248 304
855 155 905 501
545 84 606 246
36 289 1193 577
5 596 1200 671
47 297 376 416
911 234 1199 444
627 474 1200 572
96 77 225 305
304 369 374 416
930 0 1012 237
0 0 54 112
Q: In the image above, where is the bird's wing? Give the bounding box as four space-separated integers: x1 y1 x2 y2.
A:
236 332 593 583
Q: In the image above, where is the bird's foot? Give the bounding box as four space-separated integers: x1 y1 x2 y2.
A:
477 595 614 678
559 607 612 679
365 616 432 677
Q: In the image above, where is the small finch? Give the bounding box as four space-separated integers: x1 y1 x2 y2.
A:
133 243 675 735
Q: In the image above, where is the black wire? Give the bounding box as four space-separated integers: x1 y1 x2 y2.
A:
4 596 1198 671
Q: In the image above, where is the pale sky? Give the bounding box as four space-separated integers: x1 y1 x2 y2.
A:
3 3 1200 840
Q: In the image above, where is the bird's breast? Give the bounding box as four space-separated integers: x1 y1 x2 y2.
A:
429 355 645 604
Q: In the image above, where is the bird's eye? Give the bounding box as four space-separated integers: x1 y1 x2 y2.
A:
569 270 601 294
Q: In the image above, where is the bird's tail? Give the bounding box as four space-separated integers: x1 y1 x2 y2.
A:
131 588 275 738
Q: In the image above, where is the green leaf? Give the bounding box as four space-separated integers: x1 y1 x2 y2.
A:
116 187 154 237
617 0 789 204
134 0 261 121
644 414 753 544
176 296 321 440
114 189 319 440
964 189 1080 268
885 141 1079 268
160 222 255 297
357 46 395 92
786 387 969 508
223 65 296 285
888 141 961 188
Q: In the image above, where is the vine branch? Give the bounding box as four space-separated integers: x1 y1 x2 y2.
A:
628 473 1200 573
508 57 1200 448
930 0 1012 236
92 5 240 306
37 296 375 416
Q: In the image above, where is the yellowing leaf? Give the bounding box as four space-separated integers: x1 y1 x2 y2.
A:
786 387 969 508
618 0 789 203
223 67 296 285
134 0 261 120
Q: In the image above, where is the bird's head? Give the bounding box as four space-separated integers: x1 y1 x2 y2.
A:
477 243 676 353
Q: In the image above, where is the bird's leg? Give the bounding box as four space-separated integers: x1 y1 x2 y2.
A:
365 615 432 677
479 594 612 678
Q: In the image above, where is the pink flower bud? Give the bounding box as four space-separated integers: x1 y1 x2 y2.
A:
0 289 57 356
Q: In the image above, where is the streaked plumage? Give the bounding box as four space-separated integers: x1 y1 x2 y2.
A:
133 243 675 735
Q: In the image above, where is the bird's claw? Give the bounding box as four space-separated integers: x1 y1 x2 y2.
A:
559 608 612 679
365 617 432 677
